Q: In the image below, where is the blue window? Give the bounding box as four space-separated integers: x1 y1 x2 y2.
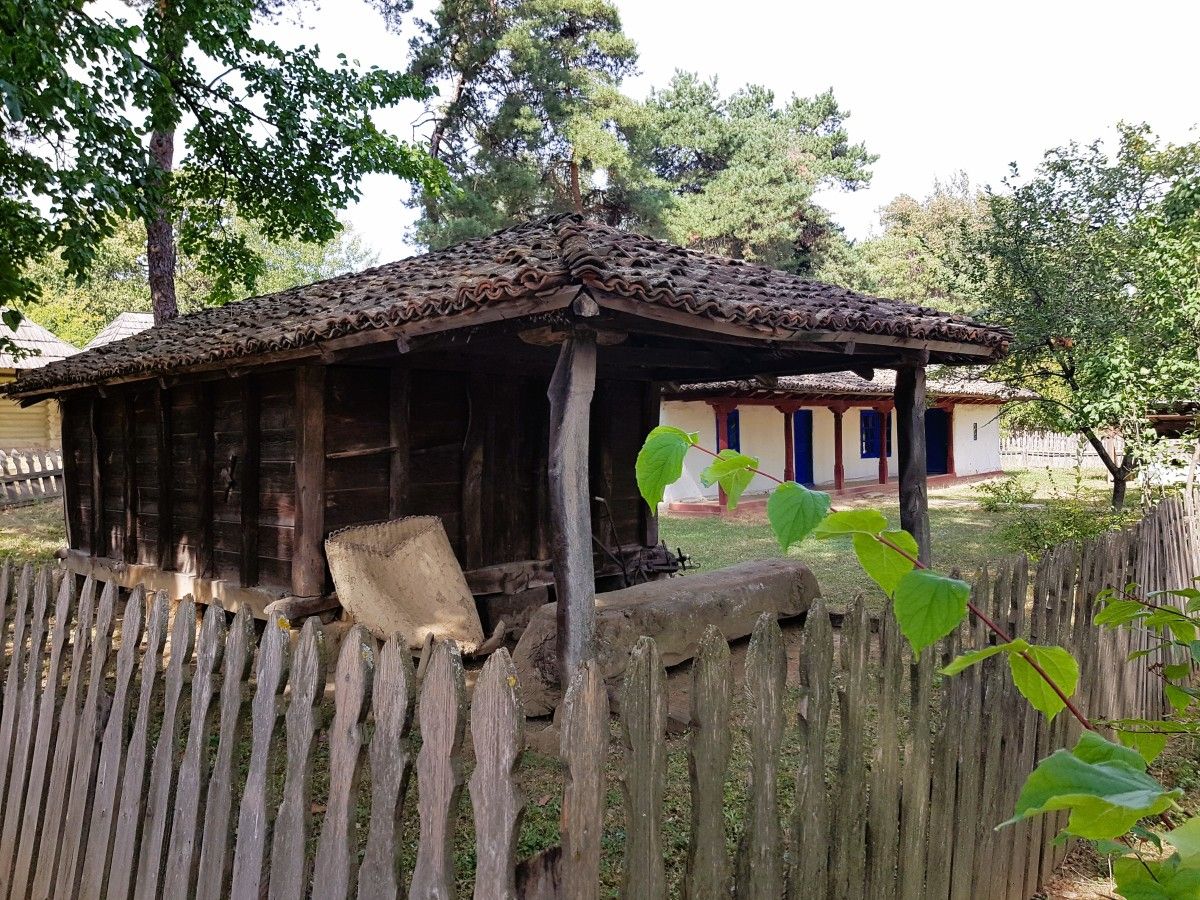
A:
860 409 892 458
717 409 740 451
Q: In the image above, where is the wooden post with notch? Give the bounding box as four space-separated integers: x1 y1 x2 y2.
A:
293 366 326 599
89 396 104 556
157 386 175 571
548 329 598 688
895 364 931 565
240 378 260 588
829 402 847 492
778 405 796 483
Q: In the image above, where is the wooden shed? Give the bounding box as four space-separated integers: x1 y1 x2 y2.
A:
0 312 79 449
7 215 1009 669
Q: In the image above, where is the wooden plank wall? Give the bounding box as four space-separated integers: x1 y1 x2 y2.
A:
2 496 1191 897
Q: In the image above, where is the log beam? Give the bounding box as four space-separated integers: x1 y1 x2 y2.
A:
830 403 847 491
548 331 598 687
157 387 174 570
239 379 261 587
895 365 931 565
292 365 326 598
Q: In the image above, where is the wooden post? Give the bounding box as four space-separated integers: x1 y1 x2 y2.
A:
895 366 931 565
876 405 890 485
388 368 409 519
196 385 214 579
640 382 660 548
830 404 847 492
548 331 598 688
240 379 261 588
711 401 735 508
60 402 79 549
157 387 175 571
946 403 957 477
122 394 137 563
293 366 327 599
89 397 104 557
779 407 795 483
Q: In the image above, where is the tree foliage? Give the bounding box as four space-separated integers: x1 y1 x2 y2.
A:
1 0 446 326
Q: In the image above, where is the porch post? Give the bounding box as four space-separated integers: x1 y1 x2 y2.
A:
896 365 931 565
711 400 735 507
548 331 598 688
830 403 847 491
946 403 957 477
778 405 795 483
875 404 891 485
293 365 327 599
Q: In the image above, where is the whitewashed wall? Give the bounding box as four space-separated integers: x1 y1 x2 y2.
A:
953 405 1003 476
661 399 1002 502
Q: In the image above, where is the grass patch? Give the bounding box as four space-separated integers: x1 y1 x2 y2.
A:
0 500 66 562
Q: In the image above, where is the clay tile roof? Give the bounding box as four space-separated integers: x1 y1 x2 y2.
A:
83 312 155 349
9 215 1010 395
668 369 1033 403
0 312 79 370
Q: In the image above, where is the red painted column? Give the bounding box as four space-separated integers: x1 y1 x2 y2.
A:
830 404 847 491
778 405 795 483
946 403 957 476
877 404 891 485
711 401 735 509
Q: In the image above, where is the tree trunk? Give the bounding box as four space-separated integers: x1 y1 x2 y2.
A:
568 159 584 215
146 128 178 325
1111 474 1129 510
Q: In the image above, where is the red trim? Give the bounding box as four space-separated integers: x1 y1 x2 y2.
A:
781 409 795 483
831 406 846 491
946 404 957 476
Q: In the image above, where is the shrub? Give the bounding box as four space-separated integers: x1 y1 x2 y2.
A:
999 499 1136 558
973 474 1036 512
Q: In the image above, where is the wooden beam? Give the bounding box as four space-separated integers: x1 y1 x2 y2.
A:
292 366 326 598
60 400 80 550
946 404 957 477
462 374 489 570
240 378 260 588
876 405 889 486
157 387 174 571
640 381 660 548
122 394 137 563
711 401 736 507
895 365 931 565
547 331 598 687
195 384 214 578
781 408 795 483
830 403 847 491
89 397 103 557
388 368 409 518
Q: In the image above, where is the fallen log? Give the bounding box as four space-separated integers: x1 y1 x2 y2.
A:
512 559 820 716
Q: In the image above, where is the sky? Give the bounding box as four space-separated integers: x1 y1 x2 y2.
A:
274 0 1200 264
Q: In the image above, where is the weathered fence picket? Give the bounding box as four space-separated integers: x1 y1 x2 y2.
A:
0 449 64 507
0 495 1190 898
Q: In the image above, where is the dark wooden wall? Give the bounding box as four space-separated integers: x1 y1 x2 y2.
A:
60 359 658 599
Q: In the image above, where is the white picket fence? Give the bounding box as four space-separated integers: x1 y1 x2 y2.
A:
0 450 63 508
1000 431 1122 471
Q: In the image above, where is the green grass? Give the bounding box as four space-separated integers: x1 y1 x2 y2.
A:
659 469 1134 611
0 500 66 562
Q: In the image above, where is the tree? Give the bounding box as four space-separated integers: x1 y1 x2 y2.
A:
645 73 875 273
406 0 651 249
1 0 446 326
25 214 378 346
961 124 1200 508
819 174 989 315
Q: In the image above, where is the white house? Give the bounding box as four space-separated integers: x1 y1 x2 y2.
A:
661 371 1020 512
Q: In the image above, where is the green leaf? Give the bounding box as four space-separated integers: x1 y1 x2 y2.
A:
1165 684 1196 713
1114 855 1200 900
1008 644 1079 722
1163 663 1192 682
1005 733 1182 840
1164 816 1200 863
941 639 1028 676
852 529 918 597
1117 730 1169 764
1168 619 1197 643
699 449 759 510
1190 641 1200 665
765 482 831 552
893 570 969 658
1094 599 1147 627
813 508 888 539
635 426 697 510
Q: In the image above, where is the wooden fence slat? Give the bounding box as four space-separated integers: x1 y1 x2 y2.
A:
31 575 96 900
735 613 786 899
949 573 989 900
268 618 326 900
312 624 375 900
866 606 903 900
8 570 74 898
897 609 934 900
830 597 870 900
409 639 467 899
76 585 147 900
558 658 607 898
163 603 227 896
106 589 170 900
619 635 667 900
358 635 416 900
788 596 833 900
230 617 291 899
924 624 964 900
972 563 1011 900
685 625 731 900
0 564 33 840
131 595 197 900
53 578 118 899
195 606 257 900
469 647 524 900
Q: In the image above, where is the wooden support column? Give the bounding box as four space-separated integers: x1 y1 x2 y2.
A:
293 366 327 598
157 387 174 571
946 403 957 477
196 385 214 578
122 394 137 563
830 403 847 491
639 381 660 548
240 379 261 588
779 406 796 483
388 368 410 518
875 403 892 485
89 397 104 556
896 365 932 565
462 375 489 571
60 401 80 550
711 400 736 507
548 331 598 688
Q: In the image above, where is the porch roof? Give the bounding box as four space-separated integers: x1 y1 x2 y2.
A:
664 369 1029 405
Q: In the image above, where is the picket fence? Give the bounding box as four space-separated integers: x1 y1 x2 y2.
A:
0 450 63 508
0 498 1192 898
1000 430 1123 471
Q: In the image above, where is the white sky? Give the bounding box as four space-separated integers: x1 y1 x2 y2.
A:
273 0 1200 264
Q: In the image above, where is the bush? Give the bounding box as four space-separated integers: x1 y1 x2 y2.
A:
973 474 1036 512
999 499 1137 559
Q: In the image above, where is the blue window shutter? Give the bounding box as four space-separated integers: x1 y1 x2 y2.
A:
726 409 740 452
860 409 879 458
